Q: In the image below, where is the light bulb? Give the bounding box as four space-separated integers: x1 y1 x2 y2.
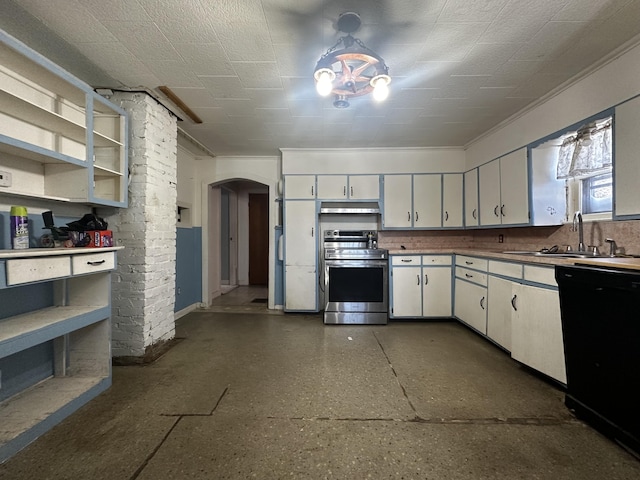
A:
371 75 391 102
315 69 335 97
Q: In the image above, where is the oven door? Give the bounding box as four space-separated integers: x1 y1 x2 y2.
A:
324 259 388 324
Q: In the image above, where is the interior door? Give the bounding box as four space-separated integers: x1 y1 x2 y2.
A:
249 193 269 285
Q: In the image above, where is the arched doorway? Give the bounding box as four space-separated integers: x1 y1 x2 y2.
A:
202 175 279 310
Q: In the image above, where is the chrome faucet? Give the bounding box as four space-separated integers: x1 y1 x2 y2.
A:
572 212 585 252
605 238 617 257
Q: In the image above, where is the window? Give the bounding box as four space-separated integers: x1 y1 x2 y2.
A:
557 117 613 220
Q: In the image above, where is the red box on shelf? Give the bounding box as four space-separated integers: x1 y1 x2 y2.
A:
85 230 113 247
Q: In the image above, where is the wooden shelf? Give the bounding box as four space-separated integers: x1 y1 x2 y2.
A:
0 134 85 165
0 305 109 359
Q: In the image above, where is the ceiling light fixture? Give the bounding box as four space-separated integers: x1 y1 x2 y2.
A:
314 12 391 109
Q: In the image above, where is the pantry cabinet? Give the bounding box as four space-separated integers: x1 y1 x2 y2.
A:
0 247 121 463
0 30 128 207
283 200 317 311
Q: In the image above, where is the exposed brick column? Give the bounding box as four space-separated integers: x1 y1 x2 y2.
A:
107 92 177 360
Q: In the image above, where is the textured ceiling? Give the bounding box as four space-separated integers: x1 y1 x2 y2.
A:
6 0 640 156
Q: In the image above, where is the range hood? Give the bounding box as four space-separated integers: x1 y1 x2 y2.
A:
319 201 381 214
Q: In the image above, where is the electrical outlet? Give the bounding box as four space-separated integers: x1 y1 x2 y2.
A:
0 170 12 187
498 234 504 243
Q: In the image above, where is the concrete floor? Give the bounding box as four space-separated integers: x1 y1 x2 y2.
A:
1 287 639 479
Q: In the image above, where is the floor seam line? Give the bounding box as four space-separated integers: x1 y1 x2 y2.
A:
128 416 182 480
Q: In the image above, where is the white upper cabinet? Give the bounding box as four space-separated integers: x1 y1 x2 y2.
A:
316 174 379 200
413 174 442 228
614 96 640 218
383 174 413 228
0 30 128 207
442 173 463 228
284 175 316 199
478 148 529 226
348 175 379 199
464 169 479 227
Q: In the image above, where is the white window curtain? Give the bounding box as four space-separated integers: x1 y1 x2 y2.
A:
556 120 612 179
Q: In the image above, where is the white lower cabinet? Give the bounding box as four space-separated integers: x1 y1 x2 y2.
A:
511 282 566 383
487 275 514 351
0 247 120 463
390 255 452 319
284 265 317 311
454 278 487 334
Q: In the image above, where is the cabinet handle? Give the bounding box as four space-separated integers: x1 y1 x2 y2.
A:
445 211 449 222
415 211 419 222
311 227 314 237
417 274 420 285
87 260 106 266
408 211 411 222
500 205 505 217
472 208 477 219
511 294 518 311
350 186 353 196
494 205 500 217
311 186 314 196
424 273 429 285
480 296 485 310
343 186 347 196
465 273 473 278
465 261 473 265
401 259 413 263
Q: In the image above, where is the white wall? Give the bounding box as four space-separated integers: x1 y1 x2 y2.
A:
281 147 466 174
466 41 640 168
177 145 200 227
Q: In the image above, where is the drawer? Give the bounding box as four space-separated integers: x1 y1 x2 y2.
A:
391 255 421 266
524 265 557 287
455 255 488 271
6 256 71 285
455 266 488 286
422 255 452 266
488 260 523 279
72 252 116 275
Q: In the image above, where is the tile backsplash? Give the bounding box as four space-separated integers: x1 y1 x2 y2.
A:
379 219 640 255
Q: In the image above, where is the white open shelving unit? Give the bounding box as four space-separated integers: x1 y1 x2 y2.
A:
0 247 122 463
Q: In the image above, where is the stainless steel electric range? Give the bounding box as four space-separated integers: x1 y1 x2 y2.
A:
322 230 388 325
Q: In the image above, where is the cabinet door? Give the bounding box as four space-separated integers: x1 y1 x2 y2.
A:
317 175 347 199
511 284 566 383
383 175 412 228
284 200 317 266
349 175 379 199
478 159 501 226
454 279 487 334
285 265 317 311
284 175 316 199
390 266 422 317
499 148 529 225
423 266 452 317
487 276 513 351
614 96 640 217
464 169 479 227
413 174 442 228
443 173 463 228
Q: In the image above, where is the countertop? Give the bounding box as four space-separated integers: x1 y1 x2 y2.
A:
387 248 640 270
0 246 124 259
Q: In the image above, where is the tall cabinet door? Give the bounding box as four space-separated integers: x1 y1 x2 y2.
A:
383 175 412 228
486 276 513 351
443 173 463 227
284 200 317 266
413 174 442 228
499 148 529 225
464 169 479 227
478 159 501 226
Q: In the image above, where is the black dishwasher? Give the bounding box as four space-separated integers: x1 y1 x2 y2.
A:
556 264 640 455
